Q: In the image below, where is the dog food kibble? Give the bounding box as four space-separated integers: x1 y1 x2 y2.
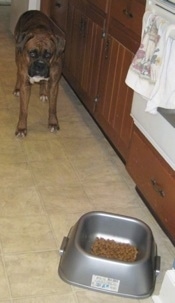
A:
91 237 138 262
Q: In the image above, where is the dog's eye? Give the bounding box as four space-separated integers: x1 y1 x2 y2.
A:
44 51 52 59
29 50 38 58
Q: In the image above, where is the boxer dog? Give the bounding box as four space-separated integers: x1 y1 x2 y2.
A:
13 10 65 136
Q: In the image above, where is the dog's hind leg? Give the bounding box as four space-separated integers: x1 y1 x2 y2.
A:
40 80 49 102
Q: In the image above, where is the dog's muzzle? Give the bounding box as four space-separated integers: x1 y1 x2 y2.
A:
28 60 50 79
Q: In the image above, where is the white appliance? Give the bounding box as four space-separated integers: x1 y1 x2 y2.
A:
10 0 40 33
152 269 175 303
131 0 175 170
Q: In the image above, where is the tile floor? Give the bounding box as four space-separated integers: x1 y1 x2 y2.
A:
0 5 174 303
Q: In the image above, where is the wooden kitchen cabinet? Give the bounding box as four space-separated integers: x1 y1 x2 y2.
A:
127 127 175 244
94 0 145 161
47 0 145 161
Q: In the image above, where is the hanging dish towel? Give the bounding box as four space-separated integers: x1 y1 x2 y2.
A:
146 34 175 113
125 11 175 113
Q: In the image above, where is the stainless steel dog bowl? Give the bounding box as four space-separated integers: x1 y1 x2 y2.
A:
58 211 160 299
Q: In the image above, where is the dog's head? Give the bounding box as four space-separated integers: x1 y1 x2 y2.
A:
15 30 65 83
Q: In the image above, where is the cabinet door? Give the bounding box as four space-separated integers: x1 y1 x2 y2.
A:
64 6 86 84
95 35 134 161
80 6 105 111
63 2 105 112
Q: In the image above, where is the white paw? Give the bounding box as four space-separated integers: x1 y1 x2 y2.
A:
13 90 20 97
40 95 48 102
50 126 56 133
15 131 26 138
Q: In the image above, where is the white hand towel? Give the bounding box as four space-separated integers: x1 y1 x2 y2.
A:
146 36 175 113
125 11 170 101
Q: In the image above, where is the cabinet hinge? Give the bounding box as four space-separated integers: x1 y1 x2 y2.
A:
93 96 99 112
94 96 99 103
102 31 106 39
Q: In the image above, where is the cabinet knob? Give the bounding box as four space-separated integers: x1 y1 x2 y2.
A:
123 9 133 18
151 179 165 198
55 1 61 8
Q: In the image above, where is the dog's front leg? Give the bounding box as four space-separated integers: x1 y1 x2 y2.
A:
15 81 31 137
48 80 59 132
40 80 49 102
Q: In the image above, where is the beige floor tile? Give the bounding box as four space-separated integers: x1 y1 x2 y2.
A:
57 93 88 122
0 107 17 124
0 215 56 253
0 107 18 139
39 185 93 214
141 298 156 303
13 293 78 303
0 162 34 188
49 212 84 246
83 181 140 211
75 289 140 303
0 140 26 163
22 139 68 162
70 157 122 185
59 139 122 185
60 136 116 161
5 251 72 298
0 124 17 140
57 120 97 138
30 159 79 187
0 256 11 300
0 186 44 217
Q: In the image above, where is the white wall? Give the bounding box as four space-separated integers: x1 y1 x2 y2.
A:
28 0 40 10
10 0 41 33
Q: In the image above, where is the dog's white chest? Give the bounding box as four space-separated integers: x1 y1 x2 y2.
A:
29 76 49 84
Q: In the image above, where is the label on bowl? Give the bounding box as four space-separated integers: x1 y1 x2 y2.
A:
91 275 120 292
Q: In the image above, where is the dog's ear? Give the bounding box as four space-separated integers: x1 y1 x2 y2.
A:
51 35 66 57
15 32 34 52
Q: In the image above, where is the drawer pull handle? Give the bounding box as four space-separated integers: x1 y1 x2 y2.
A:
55 1 61 8
151 179 165 197
123 9 133 18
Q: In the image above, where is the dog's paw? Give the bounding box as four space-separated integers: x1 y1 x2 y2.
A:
15 128 27 137
48 124 60 133
40 95 48 102
13 89 20 97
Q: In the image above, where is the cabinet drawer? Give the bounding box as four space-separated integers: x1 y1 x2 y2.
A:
127 127 175 242
110 0 145 38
